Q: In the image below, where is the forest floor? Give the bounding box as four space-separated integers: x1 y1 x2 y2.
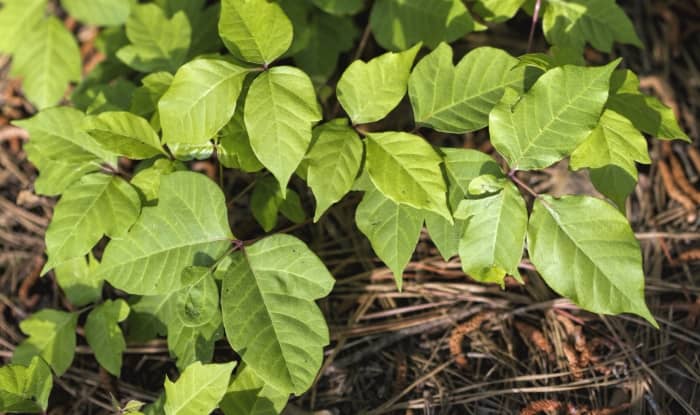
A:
1 1 699 414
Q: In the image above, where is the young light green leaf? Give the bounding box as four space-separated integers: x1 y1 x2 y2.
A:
310 0 364 15
166 305 223 370
219 0 293 65
53 254 103 307
176 267 219 328
472 0 525 22
83 111 166 159
85 299 130 376
160 58 251 145
13 310 78 375
570 110 650 179
217 104 264 173
606 70 689 141
250 175 306 232
220 364 289 415
0 0 46 54
369 0 473 51
528 195 657 326
366 132 451 221
131 158 187 204
337 44 420 124
245 66 322 193
490 60 619 170
0 356 52 413
43 173 141 272
306 119 363 221
99 172 233 295
590 165 636 211
356 187 423 289
221 234 334 394
10 17 81 109
455 181 526 285
61 0 131 26
409 44 525 133
164 361 235 415
116 4 191 73
169 142 214 161
543 0 642 53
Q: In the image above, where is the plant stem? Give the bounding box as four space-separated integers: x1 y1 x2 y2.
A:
527 0 542 52
508 169 539 198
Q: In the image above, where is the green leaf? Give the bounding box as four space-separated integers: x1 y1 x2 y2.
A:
221 234 334 394
53 254 103 307
117 4 191 73
245 66 322 193
61 0 131 26
217 103 264 173
131 72 174 120
155 0 223 58
0 0 46 54
310 0 364 15
409 44 525 133
356 187 423 289
169 142 214 161
83 111 166 159
0 357 52 413
472 0 525 22
606 70 689 141
250 176 306 232
99 172 233 295
160 58 251 145
490 60 619 170
337 44 420 124
366 132 451 221
175 267 219 328
43 173 141 272
166 305 223 370
570 110 650 179
306 119 363 221
543 0 642 53
590 165 636 211
85 299 130 376
219 0 293 65
528 195 657 326
454 181 526 285
13 310 78 375
369 0 474 51
127 295 169 343
220 364 289 415
164 361 235 415
10 17 81 109
131 158 187 204
425 148 504 260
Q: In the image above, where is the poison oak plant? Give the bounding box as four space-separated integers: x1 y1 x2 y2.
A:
0 0 690 413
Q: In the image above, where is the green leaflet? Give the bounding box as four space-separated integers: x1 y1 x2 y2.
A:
217 100 264 173
244 66 322 193
155 0 223 57
10 16 81 109
570 109 650 179
160 58 250 145
13 310 78 376
53 254 103 307
176 267 220 328
528 195 657 326
83 111 166 159
306 119 363 221
219 0 293 65
310 0 364 15
131 72 174 121
78 79 138 115
490 60 619 170
369 0 474 51
43 173 141 273
366 132 451 221
455 180 527 285
117 4 191 73
472 0 525 22
337 44 420 124
356 186 423 289
220 364 289 415
0 357 52 413
131 158 187 204
221 234 334 395
543 0 642 53
250 175 306 232
606 70 689 141
409 43 525 133
0 0 46 54
85 299 130 376
99 172 233 295
165 300 223 370
590 165 636 211
127 295 170 343
61 0 131 26
163 361 235 415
